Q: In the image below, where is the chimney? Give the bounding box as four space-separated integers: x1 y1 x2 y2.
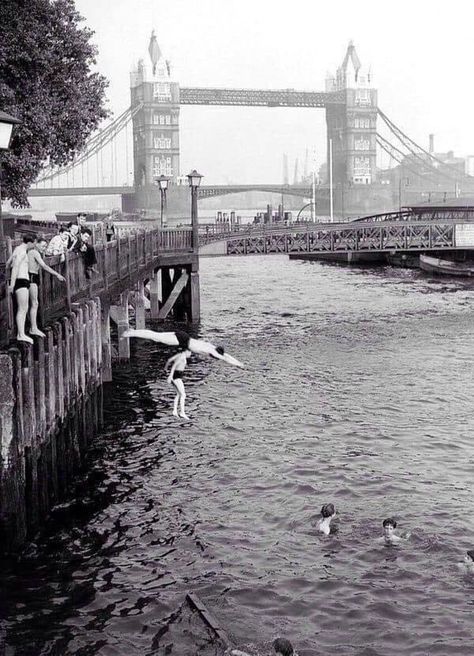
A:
429 134 434 153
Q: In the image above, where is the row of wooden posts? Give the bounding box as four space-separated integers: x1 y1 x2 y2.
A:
0 226 200 549
0 299 103 549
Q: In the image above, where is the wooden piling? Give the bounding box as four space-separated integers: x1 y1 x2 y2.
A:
75 306 86 395
55 322 64 421
35 336 47 441
111 293 130 361
101 306 112 383
149 270 161 319
0 354 16 467
134 280 146 329
190 271 201 322
45 329 56 431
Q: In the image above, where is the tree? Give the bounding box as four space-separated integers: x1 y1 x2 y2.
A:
0 0 109 207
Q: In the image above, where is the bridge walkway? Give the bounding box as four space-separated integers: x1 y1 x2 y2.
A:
198 208 474 257
0 227 198 348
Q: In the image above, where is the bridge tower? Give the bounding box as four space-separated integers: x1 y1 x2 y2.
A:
325 42 377 187
129 32 180 210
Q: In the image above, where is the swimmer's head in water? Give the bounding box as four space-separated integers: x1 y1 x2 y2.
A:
383 518 397 536
466 550 474 562
383 518 397 528
272 637 294 656
320 503 335 518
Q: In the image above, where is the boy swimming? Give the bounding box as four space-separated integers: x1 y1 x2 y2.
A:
165 349 191 419
379 517 410 545
316 503 336 535
458 550 474 573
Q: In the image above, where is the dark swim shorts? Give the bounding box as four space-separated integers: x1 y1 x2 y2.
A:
172 370 184 380
29 273 40 286
13 278 30 291
175 330 190 350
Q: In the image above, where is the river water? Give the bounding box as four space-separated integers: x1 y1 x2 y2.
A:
2 255 474 655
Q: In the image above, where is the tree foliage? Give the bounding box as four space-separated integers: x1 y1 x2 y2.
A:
0 0 109 206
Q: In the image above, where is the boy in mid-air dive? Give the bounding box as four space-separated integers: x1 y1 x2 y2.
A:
165 349 192 419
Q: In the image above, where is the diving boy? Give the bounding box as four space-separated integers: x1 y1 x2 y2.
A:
165 349 191 419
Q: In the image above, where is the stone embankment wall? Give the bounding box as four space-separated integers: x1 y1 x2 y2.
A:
0 298 103 551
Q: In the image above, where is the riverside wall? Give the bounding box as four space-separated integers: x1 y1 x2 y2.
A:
0 299 103 552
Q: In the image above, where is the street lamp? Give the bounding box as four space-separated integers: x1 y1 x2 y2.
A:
155 174 170 228
0 110 21 240
187 169 203 250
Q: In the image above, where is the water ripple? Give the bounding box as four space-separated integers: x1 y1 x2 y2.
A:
2 256 474 655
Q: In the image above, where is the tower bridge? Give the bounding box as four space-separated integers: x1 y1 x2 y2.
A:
29 35 473 219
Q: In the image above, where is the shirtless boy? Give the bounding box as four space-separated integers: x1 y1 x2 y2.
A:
7 235 36 343
165 349 192 419
28 238 65 336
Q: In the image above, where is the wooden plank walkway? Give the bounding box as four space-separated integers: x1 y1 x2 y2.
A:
0 228 194 347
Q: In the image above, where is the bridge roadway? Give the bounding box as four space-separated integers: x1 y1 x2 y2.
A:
179 87 344 107
199 207 474 256
27 183 316 199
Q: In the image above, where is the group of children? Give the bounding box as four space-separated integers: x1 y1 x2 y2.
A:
6 234 66 343
315 503 474 570
317 506 407 545
6 215 101 344
44 215 98 278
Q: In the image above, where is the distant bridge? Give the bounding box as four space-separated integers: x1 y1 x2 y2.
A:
28 186 136 197
28 183 316 200
197 184 314 199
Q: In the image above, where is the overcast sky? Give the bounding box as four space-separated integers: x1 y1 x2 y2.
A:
74 0 474 184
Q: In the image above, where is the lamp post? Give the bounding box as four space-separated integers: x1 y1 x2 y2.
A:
155 174 170 228
187 169 203 251
0 110 21 240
